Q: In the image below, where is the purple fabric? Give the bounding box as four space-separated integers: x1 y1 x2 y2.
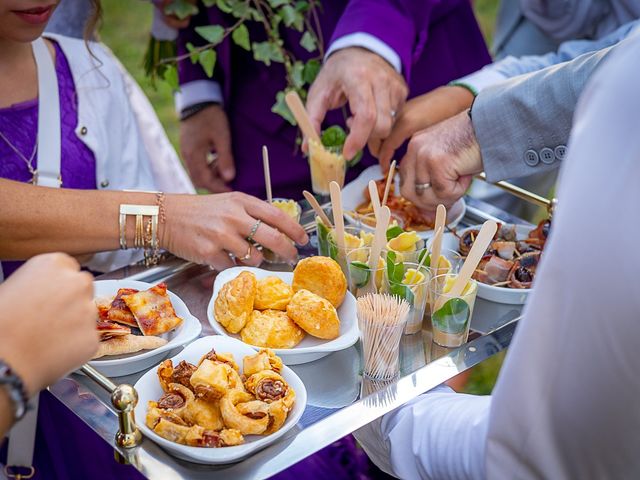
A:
177 1 491 199
1 391 144 480
0 40 96 277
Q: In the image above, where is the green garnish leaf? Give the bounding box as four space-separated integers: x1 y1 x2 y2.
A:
418 249 431 267
321 125 347 148
386 225 404 241
349 261 371 289
431 298 471 334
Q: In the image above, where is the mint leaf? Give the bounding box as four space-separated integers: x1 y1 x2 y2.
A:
349 261 371 289
300 31 317 52
386 225 404 241
321 125 347 148
432 298 470 334
198 49 217 77
195 25 225 44
232 24 250 51
418 249 431 267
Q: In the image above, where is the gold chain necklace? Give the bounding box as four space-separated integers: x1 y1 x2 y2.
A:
0 130 38 184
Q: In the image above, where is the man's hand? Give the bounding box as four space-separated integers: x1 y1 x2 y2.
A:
306 47 408 160
399 111 483 214
371 86 475 171
180 104 235 193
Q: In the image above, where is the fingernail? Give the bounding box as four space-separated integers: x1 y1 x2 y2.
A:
222 169 235 181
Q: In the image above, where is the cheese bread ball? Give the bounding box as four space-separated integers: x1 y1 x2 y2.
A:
241 310 305 349
292 256 346 307
254 276 293 311
286 289 340 340
214 271 257 334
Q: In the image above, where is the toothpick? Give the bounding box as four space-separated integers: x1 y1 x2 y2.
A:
381 160 396 207
262 145 272 203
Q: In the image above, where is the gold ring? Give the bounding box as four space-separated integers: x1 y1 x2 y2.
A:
246 220 261 243
414 182 431 195
237 245 252 261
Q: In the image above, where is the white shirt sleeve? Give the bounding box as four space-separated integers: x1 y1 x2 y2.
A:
326 32 402 73
174 80 223 112
354 385 490 479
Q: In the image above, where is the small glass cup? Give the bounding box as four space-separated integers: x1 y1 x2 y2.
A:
262 198 302 264
357 212 405 231
429 273 478 347
385 236 426 264
308 140 346 196
346 247 386 297
383 261 430 335
324 226 366 276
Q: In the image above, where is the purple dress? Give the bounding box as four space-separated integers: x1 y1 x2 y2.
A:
178 0 492 199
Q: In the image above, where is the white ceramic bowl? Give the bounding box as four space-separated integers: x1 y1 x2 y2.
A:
90 280 202 377
208 267 359 365
134 336 307 464
455 224 534 305
341 164 466 239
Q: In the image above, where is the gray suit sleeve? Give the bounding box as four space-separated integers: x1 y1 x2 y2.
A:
473 45 616 182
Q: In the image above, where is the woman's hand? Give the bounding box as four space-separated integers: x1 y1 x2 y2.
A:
371 86 475 172
162 192 309 270
0 254 99 396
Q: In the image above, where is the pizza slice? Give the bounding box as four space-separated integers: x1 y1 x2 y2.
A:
121 283 183 336
106 288 139 327
97 319 131 341
95 296 112 321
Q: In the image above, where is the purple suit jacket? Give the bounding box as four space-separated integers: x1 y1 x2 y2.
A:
178 0 491 199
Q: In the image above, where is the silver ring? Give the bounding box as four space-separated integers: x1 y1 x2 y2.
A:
237 245 252 261
247 220 262 243
206 152 218 166
390 110 397 119
414 182 431 195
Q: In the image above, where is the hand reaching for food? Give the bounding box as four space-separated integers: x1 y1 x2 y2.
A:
306 47 408 161
399 111 483 215
371 86 475 171
0 253 98 397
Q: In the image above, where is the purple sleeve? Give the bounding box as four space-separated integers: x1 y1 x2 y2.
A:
329 0 444 81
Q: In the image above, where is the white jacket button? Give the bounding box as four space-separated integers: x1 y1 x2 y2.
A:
524 149 539 166
100 179 109 188
540 147 555 164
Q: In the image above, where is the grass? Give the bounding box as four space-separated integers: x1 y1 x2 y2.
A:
100 0 505 395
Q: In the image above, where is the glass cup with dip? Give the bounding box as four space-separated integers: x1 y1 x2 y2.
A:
308 140 346 198
429 273 478 347
262 198 302 264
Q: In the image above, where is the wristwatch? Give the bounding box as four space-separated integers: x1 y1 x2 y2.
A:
0 359 30 422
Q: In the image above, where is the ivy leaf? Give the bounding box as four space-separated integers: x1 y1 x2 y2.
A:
253 41 284 65
303 59 321 84
232 24 251 51
198 49 217 77
203 0 216 6
162 64 179 90
185 42 199 64
272 90 297 125
216 0 233 13
280 5 304 31
300 31 317 52
268 0 290 7
230 2 250 18
295 1 310 13
195 25 225 45
164 0 199 20
291 61 305 89
431 298 471 334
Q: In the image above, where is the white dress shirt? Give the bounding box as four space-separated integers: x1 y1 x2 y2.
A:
355 25 640 480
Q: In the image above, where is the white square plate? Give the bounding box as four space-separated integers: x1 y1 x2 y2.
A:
207 267 359 364
134 336 307 464
90 280 202 377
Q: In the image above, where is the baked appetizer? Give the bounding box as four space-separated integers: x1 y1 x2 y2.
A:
254 276 294 310
287 289 340 340
93 334 167 359
147 348 295 448
121 283 183 336
241 310 305 349
106 288 139 327
214 271 257 334
243 349 283 376
292 256 347 308
190 360 245 401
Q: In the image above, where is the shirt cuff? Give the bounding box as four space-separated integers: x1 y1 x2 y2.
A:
151 6 178 41
174 80 223 113
453 68 509 95
326 32 402 73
